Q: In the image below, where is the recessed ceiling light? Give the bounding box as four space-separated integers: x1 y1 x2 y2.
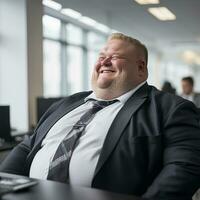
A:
61 8 82 19
148 7 176 21
60 8 112 34
42 0 62 11
134 0 159 5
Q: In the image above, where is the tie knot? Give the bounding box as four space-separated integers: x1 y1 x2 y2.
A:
93 99 118 108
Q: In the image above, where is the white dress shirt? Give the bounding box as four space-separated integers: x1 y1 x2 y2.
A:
29 81 146 187
181 93 194 102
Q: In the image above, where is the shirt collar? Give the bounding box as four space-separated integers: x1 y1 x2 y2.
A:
85 81 146 105
182 93 194 101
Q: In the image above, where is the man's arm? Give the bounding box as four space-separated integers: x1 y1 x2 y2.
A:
0 135 32 175
143 101 200 200
0 98 66 176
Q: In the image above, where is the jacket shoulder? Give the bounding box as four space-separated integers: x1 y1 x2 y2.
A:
63 91 92 102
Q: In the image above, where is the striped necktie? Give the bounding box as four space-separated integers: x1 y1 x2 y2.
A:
47 99 118 183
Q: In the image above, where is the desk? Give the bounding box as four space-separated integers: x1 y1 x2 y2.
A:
1 175 145 200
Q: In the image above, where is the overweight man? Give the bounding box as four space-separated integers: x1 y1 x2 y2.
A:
1 33 200 200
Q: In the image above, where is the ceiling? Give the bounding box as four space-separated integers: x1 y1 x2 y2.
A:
54 0 200 64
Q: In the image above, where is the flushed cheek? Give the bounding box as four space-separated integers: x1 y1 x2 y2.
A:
91 65 100 78
94 62 101 71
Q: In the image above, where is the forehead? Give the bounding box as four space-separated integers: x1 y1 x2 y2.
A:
100 39 134 54
182 80 191 84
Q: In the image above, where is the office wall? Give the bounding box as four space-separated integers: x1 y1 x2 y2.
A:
0 0 43 132
0 0 28 131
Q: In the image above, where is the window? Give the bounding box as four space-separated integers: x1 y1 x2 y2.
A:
43 15 61 39
43 15 107 97
43 40 61 97
66 46 83 93
66 24 83 45
87 32 106 50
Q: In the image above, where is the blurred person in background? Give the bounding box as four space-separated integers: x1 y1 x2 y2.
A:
181 76 200 108
161 80 176 94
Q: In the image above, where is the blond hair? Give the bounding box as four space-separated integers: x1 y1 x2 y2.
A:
108 32 148 65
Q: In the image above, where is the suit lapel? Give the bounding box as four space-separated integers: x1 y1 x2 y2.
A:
93 84 149 178
34 99 85 143
25 92 91 170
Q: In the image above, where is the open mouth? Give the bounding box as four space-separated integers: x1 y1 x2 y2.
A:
100 69 115 73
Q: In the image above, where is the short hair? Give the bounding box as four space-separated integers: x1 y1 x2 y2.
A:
182 76 194 86
108 32 148 65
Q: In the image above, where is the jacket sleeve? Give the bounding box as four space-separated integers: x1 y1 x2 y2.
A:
0 135 33 175
0 98 65 176
143 100 200 200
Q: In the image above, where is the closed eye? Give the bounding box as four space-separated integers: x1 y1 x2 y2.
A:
98 56 106 61
97 55 127 62
111 55 127 60
111 55 119 60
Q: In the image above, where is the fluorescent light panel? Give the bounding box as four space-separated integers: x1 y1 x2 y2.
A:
43 0 62 10
148 7 176 21
60 8 112 33
134 0 159 5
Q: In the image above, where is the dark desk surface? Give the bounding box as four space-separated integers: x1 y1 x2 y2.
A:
1 175 145 200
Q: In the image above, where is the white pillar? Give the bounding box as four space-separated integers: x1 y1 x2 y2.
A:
0 0 43 132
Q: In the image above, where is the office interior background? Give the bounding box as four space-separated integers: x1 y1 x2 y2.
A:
0 0 200 134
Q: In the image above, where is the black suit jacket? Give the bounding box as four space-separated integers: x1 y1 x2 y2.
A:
1 84 200 200
194 93 200 108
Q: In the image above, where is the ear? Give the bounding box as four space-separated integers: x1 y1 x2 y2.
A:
137 60 146 74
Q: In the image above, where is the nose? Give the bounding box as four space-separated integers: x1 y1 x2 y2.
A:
100 57 112 66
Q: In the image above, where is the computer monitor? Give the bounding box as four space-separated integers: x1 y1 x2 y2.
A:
0 106 12 142
36 97 63 122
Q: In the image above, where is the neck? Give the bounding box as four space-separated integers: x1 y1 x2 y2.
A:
93 88 130 100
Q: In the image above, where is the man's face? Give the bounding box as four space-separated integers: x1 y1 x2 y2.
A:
91 39 147 97
181 80 193 95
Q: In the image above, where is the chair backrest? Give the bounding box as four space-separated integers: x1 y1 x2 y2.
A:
36 97 63 122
